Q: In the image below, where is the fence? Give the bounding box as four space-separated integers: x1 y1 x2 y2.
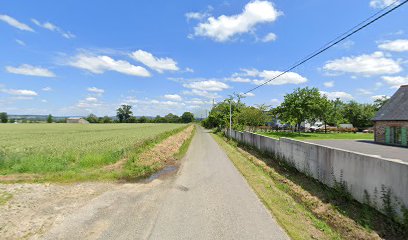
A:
228 129 408 221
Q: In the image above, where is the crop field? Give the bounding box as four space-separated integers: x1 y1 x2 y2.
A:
0 123 186 182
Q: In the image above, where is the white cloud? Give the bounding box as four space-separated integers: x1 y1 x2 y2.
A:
87 87 105 94
240 92 255 97
382 75 408 88
183 89 222 99
183 80 230 91
261 32 277 42
41 99 47 103
2 89 38 96
164 94 182 101
68 53 151 77
370 0 400 8
320 91 353 101
42 87 52 92
252 70 308 85
15 39 26 46
85 97 98 102
226 77 252 83
323 81 334 88
31 19 75 39
323 51 402 76
130 50 179 73
270 98 280 106
185 67 194 73
186 12 210 21
5 64 56 77
378 39 408 52
371 95 390 101
0 14 34 31
193 1 281 42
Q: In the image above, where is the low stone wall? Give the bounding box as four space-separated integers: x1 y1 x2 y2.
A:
228 129 408 221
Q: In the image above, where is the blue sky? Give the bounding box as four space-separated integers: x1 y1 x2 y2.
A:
1 0 407 117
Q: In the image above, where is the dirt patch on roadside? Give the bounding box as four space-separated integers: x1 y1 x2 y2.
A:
138 125 194 169
0 182 115 239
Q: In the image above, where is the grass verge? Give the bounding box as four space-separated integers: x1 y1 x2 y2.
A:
257 131 373 140
213 132 408 240
212 133 340 240
120 125 194 181
174 125 196 160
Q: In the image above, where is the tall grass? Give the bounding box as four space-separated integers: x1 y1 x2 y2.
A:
0 123 185 177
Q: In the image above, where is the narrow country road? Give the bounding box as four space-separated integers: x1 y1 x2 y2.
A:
41 127 289 240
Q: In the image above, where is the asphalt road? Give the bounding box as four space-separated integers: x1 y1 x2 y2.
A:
307 140 408 162
41 127 289 240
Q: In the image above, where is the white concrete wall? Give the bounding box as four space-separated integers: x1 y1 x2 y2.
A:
228 129 408 220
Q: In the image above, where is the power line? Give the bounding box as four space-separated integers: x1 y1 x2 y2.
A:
243 0 407 95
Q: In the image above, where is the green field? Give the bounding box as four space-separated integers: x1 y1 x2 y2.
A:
0 123 186 181
257 131 374 140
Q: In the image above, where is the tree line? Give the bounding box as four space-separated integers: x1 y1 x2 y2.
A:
202 87 388 132
0 105 195 124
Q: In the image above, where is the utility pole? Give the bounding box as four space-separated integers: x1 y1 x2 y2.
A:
229 98 232 138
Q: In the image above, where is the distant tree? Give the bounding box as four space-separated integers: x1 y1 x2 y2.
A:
101 116 112 123
116 105 133 123
138 116 148 123
342 101 376 130
154 115 166 123
234 106 268 132
181 112 194 123
0 112 8 123
164 113 180 123
128 116 137 123
86 113 98 123
276 87 322 132
47 114 53 123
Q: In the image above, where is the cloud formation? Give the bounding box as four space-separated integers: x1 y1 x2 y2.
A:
130 50 179 73
183 80 230 92
5 64 56 77
68 53 151 77
320 91 353 101
164 94 182 101
31 19 75 39
0 14 34 31
378 39 408 52
323 51 402 76
369 0 400 8
382 75 408 88
192 1 281 42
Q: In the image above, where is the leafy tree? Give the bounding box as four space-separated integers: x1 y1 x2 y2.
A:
342 101 376 130
154 115 166 123
128 116 138 123
101 116 112 123
181 112 194 123
0 112 8 123
47 114 53 123
276 87 322 132
116 105 133 123
202 98 245 130
138 116 148 123
234 106 268 131
164 113 180 123
86 113 98 123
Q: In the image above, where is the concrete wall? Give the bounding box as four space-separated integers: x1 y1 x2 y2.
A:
228 129 408 220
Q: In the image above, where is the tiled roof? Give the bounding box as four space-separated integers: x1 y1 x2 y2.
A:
373 85 408 121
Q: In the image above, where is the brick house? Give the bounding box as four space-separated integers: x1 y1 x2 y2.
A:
373 85 408 146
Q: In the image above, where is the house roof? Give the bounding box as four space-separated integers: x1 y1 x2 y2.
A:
373 85 408 121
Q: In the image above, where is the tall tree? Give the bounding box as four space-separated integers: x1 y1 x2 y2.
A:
373 96 390 111
0 112 8 123
181 112 194 123
47 114 53 123
86 113 98 123
234 106 268 132
116 105 133 123
276 87 322 132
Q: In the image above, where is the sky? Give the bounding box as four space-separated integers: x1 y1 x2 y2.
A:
1 0 407 117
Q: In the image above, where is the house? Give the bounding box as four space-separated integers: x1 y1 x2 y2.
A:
66 117 89 124
373 85 408 146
